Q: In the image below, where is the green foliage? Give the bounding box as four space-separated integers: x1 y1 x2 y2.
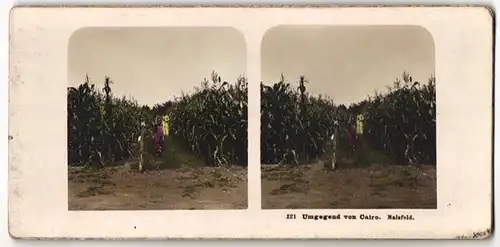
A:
67 75 154 167
159 71 248 167
260 71 436 166
68 71 247 168
362 72 436 165
261 74 341 164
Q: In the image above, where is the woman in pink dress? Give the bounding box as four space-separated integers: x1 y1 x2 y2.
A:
347 115 357 156
154 115 164 155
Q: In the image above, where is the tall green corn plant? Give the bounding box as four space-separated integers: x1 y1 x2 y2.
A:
167 71 248 167
261 74 303 164
361 71 436 165
261 71 436 166
68 75 151 167
102 76 113 162
67 75 104 167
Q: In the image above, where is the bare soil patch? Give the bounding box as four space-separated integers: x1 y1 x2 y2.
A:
261 162 436 209
68 164 247 210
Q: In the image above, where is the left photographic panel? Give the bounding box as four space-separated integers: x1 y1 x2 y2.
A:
67 27 248 210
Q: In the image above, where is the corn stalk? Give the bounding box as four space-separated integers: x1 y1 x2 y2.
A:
260 71 436 166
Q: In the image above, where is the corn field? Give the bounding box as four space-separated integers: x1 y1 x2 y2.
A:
67 75 153 167
361 72 436 165
260 71 436 166
261 74 338 165
67 71 248 168
162 71 248 167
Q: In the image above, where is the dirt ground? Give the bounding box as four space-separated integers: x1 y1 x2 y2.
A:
261 162 436 209
68 164 248 210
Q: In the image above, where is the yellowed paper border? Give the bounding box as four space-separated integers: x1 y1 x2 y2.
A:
8 6 493 239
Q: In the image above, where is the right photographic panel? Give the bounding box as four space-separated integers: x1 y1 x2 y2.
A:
260 25 436 209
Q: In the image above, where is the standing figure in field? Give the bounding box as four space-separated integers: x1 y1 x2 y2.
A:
154 114 164 155
330 119 340 170
354 111 366 165
347 114 357 156
162 112 170 138
161 111 170 153
355 112 365 152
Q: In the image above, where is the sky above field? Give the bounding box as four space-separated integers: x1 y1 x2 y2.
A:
68 27 247 106
261 25 435 106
